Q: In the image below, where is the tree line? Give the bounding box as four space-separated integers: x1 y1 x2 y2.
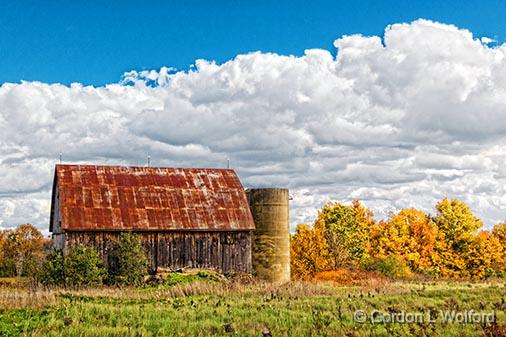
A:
2 197 505 285
0 225 148 287
291 198 506 280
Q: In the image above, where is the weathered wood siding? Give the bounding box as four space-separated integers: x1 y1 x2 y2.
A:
57 231 252 274
50 187 62 234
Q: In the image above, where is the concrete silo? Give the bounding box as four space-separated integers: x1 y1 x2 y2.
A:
246 188 290 283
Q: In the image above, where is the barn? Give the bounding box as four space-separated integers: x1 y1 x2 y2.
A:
49 164 255 274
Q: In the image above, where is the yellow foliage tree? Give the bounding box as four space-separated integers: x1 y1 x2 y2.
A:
291 200 376 279
371 208 437 275
0 231 9 276
0 230 5 252
464 231 503 279
491 222 506 275
351 200 376 259
2 224 46 277
433 198 483 278
492 222 506 243
290 197 503 280
314 200 375 269
290 224 331 280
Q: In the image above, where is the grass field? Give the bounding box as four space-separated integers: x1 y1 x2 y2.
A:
0 276 505 337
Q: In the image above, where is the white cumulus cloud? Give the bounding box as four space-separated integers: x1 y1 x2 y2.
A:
1 19 506 232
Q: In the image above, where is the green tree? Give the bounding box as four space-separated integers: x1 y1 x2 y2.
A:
108 233 149 286
64 245 106 287
40 250 65 286
315 200 374 268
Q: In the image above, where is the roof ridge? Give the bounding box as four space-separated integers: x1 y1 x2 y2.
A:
55 163 236 171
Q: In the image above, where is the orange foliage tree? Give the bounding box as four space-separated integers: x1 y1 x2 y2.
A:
290 197 504 280
370 208 438 275
290 223 331 280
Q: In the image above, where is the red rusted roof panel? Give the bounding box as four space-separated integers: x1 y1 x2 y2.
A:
54 164 254 231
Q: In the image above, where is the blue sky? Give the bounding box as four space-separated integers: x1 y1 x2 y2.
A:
1 0 505 86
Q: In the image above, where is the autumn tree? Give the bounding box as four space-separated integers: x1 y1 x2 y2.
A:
0 230 16 277
1 224 47 277
491 222 506 248
290 224 331 280
433 198 483 277
370 208 438 275
465 231 503 279
314 200 375 269
290 197 503 280
290 201 375 279
491 222 506 275
351 200 376 257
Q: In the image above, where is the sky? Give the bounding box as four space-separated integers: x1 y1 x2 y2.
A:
2 2 506 233
1 1 506 85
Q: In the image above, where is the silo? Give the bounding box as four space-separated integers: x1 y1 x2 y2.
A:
247 188 290 283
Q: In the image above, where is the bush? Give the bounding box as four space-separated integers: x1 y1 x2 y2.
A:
64 245 106 287
108 233 148 286
40 250 65 286
0 259 17 277
23 257 44 286
313 268 387 286
162 271 223 287
364 256 412 279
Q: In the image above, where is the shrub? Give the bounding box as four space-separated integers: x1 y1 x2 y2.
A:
40 250 65 286
64 245 106 287
162 271 223 287
108 233 149 286
313 268 386 286
23 257 44 286
0 258 17 277
363 256 411 279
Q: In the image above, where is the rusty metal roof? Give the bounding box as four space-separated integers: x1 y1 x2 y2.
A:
50 164 255 232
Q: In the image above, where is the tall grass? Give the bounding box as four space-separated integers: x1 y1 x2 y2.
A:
0 278 505 336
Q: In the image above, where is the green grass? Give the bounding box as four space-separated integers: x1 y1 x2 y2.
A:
0 280 505 337
161 271 224 287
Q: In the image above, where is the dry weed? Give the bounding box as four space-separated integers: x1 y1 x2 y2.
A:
0 288 59 309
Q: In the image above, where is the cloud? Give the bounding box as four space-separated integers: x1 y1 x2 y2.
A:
1 19 506 232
